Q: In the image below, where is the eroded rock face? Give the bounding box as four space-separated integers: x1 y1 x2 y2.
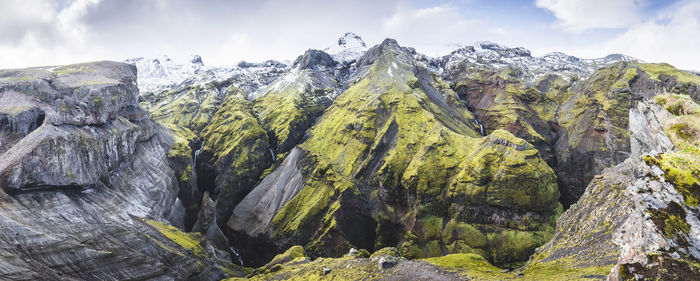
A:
448 60 700 207
228 147 305 236
0 62 241 280
147 48 343 241
527 99 700 280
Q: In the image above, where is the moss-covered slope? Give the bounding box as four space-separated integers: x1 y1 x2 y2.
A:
449 61 700 207
254 50 339 155
231 39 561 268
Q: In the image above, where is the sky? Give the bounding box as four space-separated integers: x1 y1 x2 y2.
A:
1 0 699 71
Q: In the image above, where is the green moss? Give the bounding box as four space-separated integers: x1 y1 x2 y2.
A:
52 63 96 76
164 123 195 160
423 253 508 279
520 259 614 281
370 247 399 259
656 94 699 116
267 43 559 266
645 96 700 207
92 95 103 109
145 219 206 257
149 84 224 132
662 213 691 238
254 69 336 154
487 229 552 267
264 245 307 269
647 202 691 239
181 164 192 183
442 220 486 249
195 92 273 201
448 130 559 212
639 63 700 85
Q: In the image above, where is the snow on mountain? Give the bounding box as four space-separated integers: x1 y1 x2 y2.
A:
124 55 206 93
323 32 368 63
124 55 287 94
127 35 640 97
439 41 640 83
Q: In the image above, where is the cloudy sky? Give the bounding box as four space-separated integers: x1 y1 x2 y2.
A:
1 0 699 71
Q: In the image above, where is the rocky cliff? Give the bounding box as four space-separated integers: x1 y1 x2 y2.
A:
526 95 700 280
0 62 242 280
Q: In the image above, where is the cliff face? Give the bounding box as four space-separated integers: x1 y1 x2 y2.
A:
0 62 242 280
527 97 700 280
447 61 700 207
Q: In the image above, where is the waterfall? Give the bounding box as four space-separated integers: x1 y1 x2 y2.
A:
229 247 243 266
194 148 201 167
270 148 276 162
475 119 485 136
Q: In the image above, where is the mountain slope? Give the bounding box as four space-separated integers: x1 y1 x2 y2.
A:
227 39 562 268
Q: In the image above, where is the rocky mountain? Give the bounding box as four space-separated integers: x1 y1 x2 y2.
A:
0 62 243 280
323 32 369 63
0 33 698 280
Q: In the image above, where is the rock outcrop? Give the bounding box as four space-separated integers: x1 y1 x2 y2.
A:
526 97 700 280
0 62 242 280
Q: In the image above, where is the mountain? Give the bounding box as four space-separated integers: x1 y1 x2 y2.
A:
323 32 369 63
0 33 698 280
438 41 639 83
125 55 288 95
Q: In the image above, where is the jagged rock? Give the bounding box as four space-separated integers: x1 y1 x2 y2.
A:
324 32 368 63
526 98 700 280
228 147 305 236
449 58 700 207
292 49 337 70
377 256 398 270
629 100 673 158
196 93 273 230
125 34 700 278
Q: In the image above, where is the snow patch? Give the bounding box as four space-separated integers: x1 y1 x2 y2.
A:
324 32 368 63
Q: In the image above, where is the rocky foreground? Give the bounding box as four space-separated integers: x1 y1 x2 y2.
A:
0 35 698 280
0 62 241 280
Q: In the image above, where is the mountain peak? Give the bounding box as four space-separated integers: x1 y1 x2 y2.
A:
324 32 369 63
337 32 366 48
292 49 337 70
191 54 204 65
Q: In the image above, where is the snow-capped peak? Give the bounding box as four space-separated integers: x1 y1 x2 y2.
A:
124 55 207 93
337 32 366 49
190 54 204 65
440 41 640 83
323 32 368 63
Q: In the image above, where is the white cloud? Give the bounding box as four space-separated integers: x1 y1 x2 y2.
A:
600 0 700 71
564 0 700 71
0 0 103 68
535 0 643 32
380 4 505 56
0 0 697 72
